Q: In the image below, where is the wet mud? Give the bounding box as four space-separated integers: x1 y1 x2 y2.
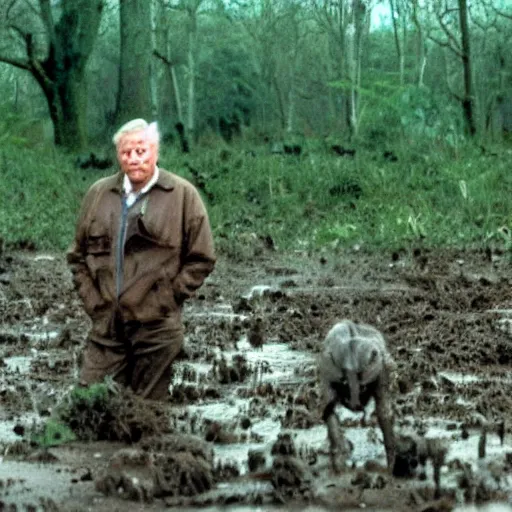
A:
1 246 512 511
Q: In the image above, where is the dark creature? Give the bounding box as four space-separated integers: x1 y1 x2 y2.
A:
175 122 190 153
318 320 395 473
394 434 448 499
383 150 398 162
283 144 302 156
247 316 265 350
331 145 356 157
75 152 113 170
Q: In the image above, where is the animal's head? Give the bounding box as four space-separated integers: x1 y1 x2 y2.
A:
355 339 384 384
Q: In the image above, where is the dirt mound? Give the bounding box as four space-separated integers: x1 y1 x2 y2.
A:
58 383 171 443
95 433 214 502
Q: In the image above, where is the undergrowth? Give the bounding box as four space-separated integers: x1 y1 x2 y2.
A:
1 139 511 254
26 381 170 448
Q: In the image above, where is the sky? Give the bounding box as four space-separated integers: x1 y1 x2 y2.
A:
371 2 392 31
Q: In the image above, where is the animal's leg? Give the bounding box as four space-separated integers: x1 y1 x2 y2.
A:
478 426 487 459
428 439 447 499
323 400 346 473
374 371 395 472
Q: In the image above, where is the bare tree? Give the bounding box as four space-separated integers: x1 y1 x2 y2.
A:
389 0 409 85
233 0 281 130
153 0 186 128
310 0 351 133
469 0 512 139
246 0 309 134
0 0 104 149
159 0 207 145
311 0 372 138
410 0 428 87
428 0 476 136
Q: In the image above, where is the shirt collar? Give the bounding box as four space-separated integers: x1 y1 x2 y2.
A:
123 166 160 196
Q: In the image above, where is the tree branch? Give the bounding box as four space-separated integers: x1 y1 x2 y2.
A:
23 31 53 88
153 48 180 67
492 4 512 20
429 4 463 58
427 32 463 59
0 53 30 70
4 0 18 20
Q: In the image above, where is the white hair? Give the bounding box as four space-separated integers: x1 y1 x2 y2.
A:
112 119 160 147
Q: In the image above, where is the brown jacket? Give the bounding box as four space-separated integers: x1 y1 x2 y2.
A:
67 169 216 339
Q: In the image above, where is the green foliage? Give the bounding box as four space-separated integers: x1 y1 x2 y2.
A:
55 380 168 443
29 418 76 448
0 144 109 250
347 77 465 146
54 381 120 442
22 382 114 449
63 381 113 408
3 138 512 256
186 140 512 253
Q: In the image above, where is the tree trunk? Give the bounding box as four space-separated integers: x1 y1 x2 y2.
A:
389 0 404 86
0 0 104 149
458 0 476 136
116 0 153 124
187 20 196 144
346 0 367 138
286 80 296 134
53 71 87 148
411 1 426 87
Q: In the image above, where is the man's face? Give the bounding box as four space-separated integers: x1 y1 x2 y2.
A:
117 130 158 191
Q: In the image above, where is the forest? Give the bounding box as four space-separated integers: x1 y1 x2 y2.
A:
0 0 511 252
4 3 512 511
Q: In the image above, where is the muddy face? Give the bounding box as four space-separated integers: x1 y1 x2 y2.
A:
346 369 362 410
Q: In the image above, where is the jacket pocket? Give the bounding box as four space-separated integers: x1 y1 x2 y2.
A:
85 234 111 278
154 270 180 316
123 268 180 323
86 235 110 255
84 226 114 304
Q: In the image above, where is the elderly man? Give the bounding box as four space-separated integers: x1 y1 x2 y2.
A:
67 119 216 400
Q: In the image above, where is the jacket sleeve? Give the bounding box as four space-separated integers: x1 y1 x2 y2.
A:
172 187 216 303
66 184 105 316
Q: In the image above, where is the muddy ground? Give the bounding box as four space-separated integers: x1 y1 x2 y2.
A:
2 244 512 511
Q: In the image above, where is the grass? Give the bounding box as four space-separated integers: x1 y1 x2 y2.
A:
1 138 511 254
0 145 109 250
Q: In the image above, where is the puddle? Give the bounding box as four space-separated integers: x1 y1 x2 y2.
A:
439 371 512 385
3 355 34 373
244 285 279 299
438 371 482 384
179 505 343 512
0 413 40 444
242 282 418 300
208 421 385 476
173 339 315 388
453 505 512 512
176 338 386 474
188 302 248 321
24 330 60 343
0 327 60 344
229 338 315 382
0 460 96 506
3 289 512 510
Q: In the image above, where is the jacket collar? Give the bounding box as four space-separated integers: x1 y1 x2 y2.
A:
107 167 175 194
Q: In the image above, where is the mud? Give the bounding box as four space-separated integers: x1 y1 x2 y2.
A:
1 246 512 511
